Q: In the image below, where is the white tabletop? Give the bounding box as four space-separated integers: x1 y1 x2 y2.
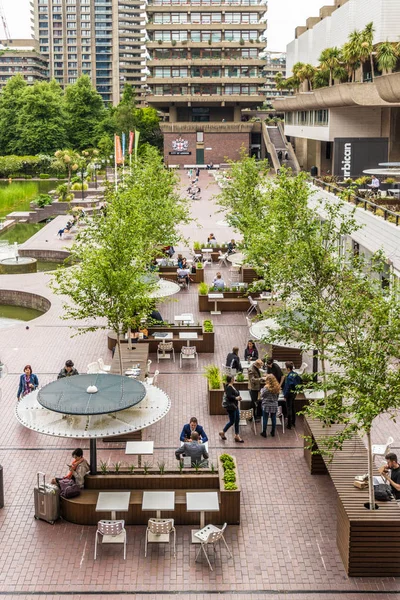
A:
125 441 154 455
303 390 325 400
227 252 245 264
96 492 131 513
179 331 198 340
240 390 251 401
186 491 219 512
208 293 224 299
249 318 302 348
241 360 252 370
142 491 175 512
201 248 213 253
153 332 173 339
175 315 194 323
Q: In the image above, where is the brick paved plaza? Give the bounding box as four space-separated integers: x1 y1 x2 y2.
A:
0 171 399 600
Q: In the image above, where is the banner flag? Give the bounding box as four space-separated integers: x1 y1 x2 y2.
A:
134 130 140 162
115 135 123 165
121 132 126 158
128 131 134 155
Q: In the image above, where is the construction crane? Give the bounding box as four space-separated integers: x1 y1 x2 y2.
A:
0 1 10 40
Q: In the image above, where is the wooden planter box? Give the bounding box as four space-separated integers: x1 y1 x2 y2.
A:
194 246 229 262
218 455 241 525
108 324 215 353
60 464 241 526
241 266 258 283
199 291 250 312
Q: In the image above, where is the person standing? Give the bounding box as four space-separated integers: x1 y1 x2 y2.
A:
244 340 258 361
226 347 243 373
247 359 264 422
195 167 200 177
219 376 244 443
282 362 302 429
17 365 39 401
260 374 280 438
266 357 286 421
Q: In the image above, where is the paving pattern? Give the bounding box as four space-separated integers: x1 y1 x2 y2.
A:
0 171 399 599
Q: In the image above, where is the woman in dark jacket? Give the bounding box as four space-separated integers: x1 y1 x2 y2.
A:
244 340 259 361
17 365 39 400
219 375 244 443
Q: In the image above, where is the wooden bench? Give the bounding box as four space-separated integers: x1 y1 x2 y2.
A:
199 295 250 312
304 416 400 576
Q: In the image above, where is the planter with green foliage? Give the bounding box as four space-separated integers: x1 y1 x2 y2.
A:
205 364 225 415
218 454 240 523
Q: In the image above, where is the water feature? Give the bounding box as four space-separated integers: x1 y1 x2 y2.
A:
0 180 60 219
0 304 44 329
0 223 46 244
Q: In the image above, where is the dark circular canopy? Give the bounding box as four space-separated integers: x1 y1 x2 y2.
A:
37 374 146 415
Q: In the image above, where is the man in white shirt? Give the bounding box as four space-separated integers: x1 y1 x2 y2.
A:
213 272 225 291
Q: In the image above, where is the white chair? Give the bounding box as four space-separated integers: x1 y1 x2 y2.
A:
194 523 232 571
180 346 198 368
97 357 111 372
229 264 241 283
218 251 229 268
87 361 107 374
246 316 253 329
294 362 308 375
222 365 236 376
145 518 176 557
277 394 286 433
246 296 258 316
372 436 394 464
240 408 257 435
157 341 175 362
146 369 159 386
94 520 126 560
147 359 152 372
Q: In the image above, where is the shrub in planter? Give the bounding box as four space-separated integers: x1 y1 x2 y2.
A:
203 319 214 333
196 262 203 269
39 173 50 179
71 182 89 191
235 372 245 382
199 281 208 295
223 469 236 483
204 364 222 389
193 241 201 251
224 482 238 490
33 193 53 208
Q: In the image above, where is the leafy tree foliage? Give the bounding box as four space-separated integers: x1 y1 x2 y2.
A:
0 75 27 155
64 75 105 150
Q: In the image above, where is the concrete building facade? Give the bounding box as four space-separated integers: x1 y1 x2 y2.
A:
261 51 290 108
33 0 146 105
145 0 267 165
0 39 48 88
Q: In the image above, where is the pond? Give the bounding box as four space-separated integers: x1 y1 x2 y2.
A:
0 304 44 329
0 180 60 220
0 223 46 244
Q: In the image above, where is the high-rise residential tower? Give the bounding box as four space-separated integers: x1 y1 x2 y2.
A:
0 39 48 89
145 0 267 165
33 0 146 105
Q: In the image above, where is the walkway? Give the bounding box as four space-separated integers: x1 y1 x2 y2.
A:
0 170 399 599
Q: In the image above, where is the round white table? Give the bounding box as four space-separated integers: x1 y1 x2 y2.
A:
226 252 245 265
150 278 180 299
249 318 303 348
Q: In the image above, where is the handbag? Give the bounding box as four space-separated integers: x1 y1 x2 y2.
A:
374 483 394 501
58 477 81 499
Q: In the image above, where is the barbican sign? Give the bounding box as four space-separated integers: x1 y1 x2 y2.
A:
334 137 388 178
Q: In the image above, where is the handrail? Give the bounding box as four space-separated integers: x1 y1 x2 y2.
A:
261 122 280 173
312 178 400 227
278 121 300 173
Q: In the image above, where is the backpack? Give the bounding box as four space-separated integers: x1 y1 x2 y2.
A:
287 371 302 392
374 483 394 502
58 477 81 499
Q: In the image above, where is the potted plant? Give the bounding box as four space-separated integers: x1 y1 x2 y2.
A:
203 319 214 332
204 364 225 415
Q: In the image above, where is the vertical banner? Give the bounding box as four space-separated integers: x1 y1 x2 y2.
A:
115 135 123 165
128 131 134 155
134 129 140 163
121 132 126 160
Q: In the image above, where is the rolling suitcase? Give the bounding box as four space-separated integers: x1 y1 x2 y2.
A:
34 472 60 524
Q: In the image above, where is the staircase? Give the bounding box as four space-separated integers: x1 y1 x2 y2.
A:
264 125 300 174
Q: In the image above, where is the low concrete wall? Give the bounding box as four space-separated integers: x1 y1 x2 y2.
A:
18 248 71 262
0 289 51 314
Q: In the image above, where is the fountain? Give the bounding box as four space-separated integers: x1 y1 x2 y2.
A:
0 241 37 274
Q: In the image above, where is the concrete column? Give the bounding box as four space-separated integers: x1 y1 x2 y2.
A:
169 106 177 123
234 106 241 122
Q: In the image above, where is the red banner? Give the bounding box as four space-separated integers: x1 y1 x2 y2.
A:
115 135 123 165
128 131 134 155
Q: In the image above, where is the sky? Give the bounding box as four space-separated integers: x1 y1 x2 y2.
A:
1 0 331 52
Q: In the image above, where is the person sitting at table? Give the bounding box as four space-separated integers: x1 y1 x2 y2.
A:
180 417 208 443
227 239 237 255
368 176 380 190
226 347 243 373
213 272 225 291
207 233 218 246
175 431 209 467
149 308 163 323
177 254 184 268
244 340 258 361
51 448 90 488
57 359 79 379
130 325 149 341
177 266 192 287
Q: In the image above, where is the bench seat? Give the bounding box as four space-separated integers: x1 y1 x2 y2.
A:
61 488 221 526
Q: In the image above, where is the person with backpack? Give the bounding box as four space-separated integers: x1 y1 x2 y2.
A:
282 362 302 429
51 448 90 496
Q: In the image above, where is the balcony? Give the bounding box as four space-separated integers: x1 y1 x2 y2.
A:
147 22 265 29
146 39 265 48
146 92 264 106
147 3 264 10
150 76 262 84
147 58 265 66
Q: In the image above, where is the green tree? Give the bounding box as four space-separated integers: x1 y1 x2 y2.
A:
305 257 400 510
361 22 375 81
318 47 343 87
13 80 67 155
0 75 27 154
133 107 162 151
114 84 137 134
64 75 105 150
343 31 362 82
53 149 80 187
376 41 399 74
297 63 316 91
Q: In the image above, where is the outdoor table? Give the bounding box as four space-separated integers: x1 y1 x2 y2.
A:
249 318 302 348
186 491 219 543
142 491 175 523
180 440 209 452
227 252 245 265
179 331 198 346
111 344 149 379
153 332 173 340
388 189 400 197
201 249 213 265
241 360 252 371
238 390 252 425
96 491 131 520
174 315 194 325
208 293 224 315
303 390 325 401
125 440 154 467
